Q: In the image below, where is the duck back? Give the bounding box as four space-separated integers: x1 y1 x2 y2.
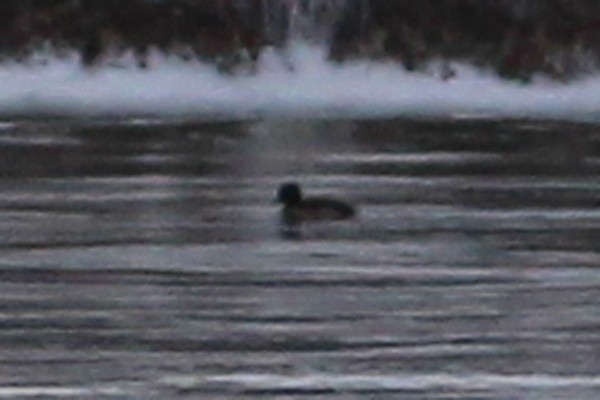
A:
283 196 355 222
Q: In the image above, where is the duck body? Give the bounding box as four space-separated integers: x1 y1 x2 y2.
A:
276 183 356 223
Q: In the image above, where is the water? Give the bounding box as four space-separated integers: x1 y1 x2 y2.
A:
4 44 600 122
2 2 600 398
0 117 599 399
261 0 356 44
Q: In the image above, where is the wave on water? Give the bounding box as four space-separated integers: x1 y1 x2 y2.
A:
2 43 600 122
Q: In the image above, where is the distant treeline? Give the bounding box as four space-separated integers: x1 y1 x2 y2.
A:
2 0 600 81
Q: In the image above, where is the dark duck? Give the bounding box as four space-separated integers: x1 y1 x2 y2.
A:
276 182 356 223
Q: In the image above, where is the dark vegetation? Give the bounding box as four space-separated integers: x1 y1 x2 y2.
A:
2 0 600 81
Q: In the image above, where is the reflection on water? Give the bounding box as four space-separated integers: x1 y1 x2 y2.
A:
0 118 599 398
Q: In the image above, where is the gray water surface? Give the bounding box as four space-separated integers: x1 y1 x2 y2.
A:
0 118 599 399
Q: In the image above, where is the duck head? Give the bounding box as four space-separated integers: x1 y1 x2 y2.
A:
276 183 302 206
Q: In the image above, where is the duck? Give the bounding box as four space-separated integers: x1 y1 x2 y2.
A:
276 182 356 223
